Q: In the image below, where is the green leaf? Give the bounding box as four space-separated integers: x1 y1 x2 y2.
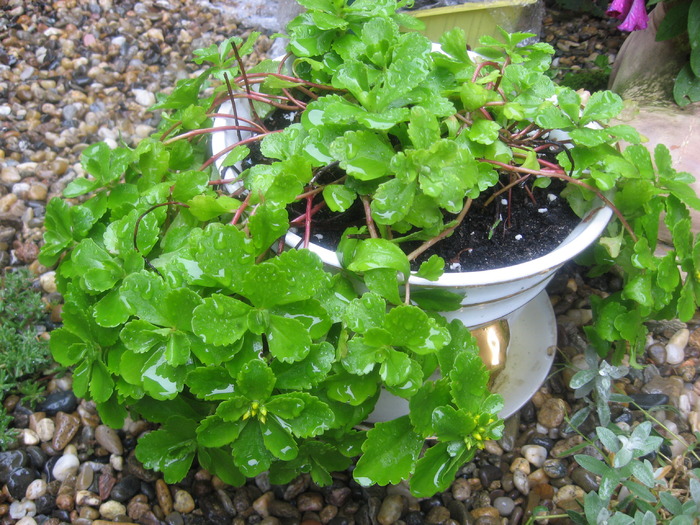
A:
120 271 169 326
237 359 275 401
187 367 235 400
386 306 450 354
241 249 329 308
89 360 114 403
72 239 124 293
371 178 416 225
410 441 472 498
191 294 250 346
449 352 489 412
343 293 386 333
410 288 463 311
330 131 395 181
141 350 187 400
196 416 243 447
353 416 423 487
468 119 501 145
574 454 610 476
197 447 245 487
347 238 410 276
325 370 378 406
323 185 357 212
120 320 166 353
674 64 700 106
656 1 692 41
93 289 131 328
284 394 335 437
416 255 445 281
343 337 380 375
267 315 312 363
364 268 403 305
580 91 623 125
191 223 254 290
272 342 335 389
261 416 299 460
231 420 275 477
187 195 241 221
135 416 197 483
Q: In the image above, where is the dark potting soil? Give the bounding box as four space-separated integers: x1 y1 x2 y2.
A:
240 110 582 272
295 177 582 272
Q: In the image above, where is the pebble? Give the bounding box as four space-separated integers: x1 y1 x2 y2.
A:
52 454 80 482
173 489 196 514
378 494 404 525
492 497 515 516
537 398 568 428
25 479 47 500
513 469 529 495
521 444 548 467
666 328 690 364
95 425 124 455
156 479 174 515
36 417 55 442
542 459 568 479
99 500 127 520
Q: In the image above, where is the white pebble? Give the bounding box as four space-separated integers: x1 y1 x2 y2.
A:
537 208 548 213
110 453 124 471
666 328 689 365
449 262 462 271
100 500 127 520
25 479 47 500
514 234 523 240
52 453 80 481
9 500 36 519
132 88 156 107
513 468 530 495
501 198 508 205
36 418 55 442
20 429 40 446
547 193 557 201
16 518 37 525
39 271 57 294
522 444 548 468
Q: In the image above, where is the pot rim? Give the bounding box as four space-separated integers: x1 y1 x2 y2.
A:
286 204 613 287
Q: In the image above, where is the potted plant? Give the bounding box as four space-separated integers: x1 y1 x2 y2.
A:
41 0 700 498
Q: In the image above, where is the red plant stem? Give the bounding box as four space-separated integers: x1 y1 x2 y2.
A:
479 107 493 121
200 130 281 171
231 192 251 226
290 201 326 225
493 57 509 90
282 87 308 111
224 72 243 143
479 159 637 242
361 196 379 239
208 113 267 134
163 125 262 145
407 198 473 262
303 195 313 249
538 158 563 171
208 177 241 186
231 41 264 126
511 123 535 141
471 61 500 83
159 121 181 142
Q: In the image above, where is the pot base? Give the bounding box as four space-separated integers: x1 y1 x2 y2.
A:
367 290 556 422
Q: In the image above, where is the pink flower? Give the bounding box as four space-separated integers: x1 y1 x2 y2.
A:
607 0 649 31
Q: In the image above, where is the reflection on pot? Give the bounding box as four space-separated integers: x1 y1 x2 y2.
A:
471 320 510 387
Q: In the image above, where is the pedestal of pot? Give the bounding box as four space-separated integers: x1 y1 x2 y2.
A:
366 289 556 422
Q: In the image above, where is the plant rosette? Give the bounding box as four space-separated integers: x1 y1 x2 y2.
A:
40 0 700 500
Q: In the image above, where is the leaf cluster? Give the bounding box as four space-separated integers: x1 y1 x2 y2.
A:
655 0 700 106
39 83 502 495
0 269 53 450
567 422 700 524
40 0 700 496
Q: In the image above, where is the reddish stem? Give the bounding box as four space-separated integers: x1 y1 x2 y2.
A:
231 192 251 226
303 195 313 249
201 130 281 171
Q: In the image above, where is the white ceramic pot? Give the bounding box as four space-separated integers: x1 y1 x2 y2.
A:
286 203 612 329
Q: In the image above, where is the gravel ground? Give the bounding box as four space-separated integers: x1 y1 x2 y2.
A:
2 2 699 525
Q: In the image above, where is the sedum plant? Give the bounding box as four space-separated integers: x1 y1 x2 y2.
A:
41 0 700 494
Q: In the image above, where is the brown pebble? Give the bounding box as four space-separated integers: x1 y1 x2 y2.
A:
173 489 195 514
127 499 151 521
537 398 569 428
425 505 451 524
155 479 173 515
297 492 324 512
95 425 123 455
52 412 81 451
377 494 405 525
471 506 500 519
